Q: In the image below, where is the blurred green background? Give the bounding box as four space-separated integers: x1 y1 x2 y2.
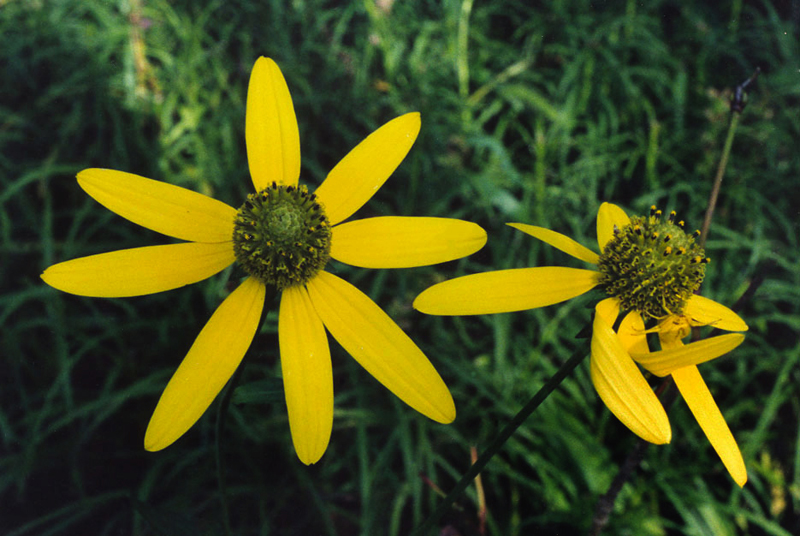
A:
2 0 799 534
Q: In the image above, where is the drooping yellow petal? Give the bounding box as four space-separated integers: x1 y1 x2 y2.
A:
279 286 333 465
596 202 630 251
507 223 599 264
330 217 486 268
144 277 266 451
314 113 421 226
619 311 649 354
685 295 749 332
632 333 745 377
672 365 747 486
307 271 455 423
41 242 235 297
77 169 237 242
414 267 600 316
246 57 301 190
590 308 671 444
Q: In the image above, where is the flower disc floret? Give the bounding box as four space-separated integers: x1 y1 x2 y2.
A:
597 207 708 319
233 182 331 290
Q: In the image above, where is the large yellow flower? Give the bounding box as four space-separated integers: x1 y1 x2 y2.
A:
41 57 487 465
415 203 748 483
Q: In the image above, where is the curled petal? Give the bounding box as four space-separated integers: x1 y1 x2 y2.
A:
596 202 630 251
78 169 236 242
315 113 421 226
619 311 649 354
632 333 745 377
331 217 486 268
41 242 235 297
507 223 599 264
686 295 749 332
591 309 671 444
246 57 301 190
307 271 455 424
672 365 747 486
414 267 600 316
144 277 266 451
595 297 620 327
279 286 333 465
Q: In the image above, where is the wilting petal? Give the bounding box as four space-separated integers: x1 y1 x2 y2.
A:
632 333 745 377
590 309 671 444
77 169 236 242
246 57 301 190
144 277 266 451
414 267 600 316
331 217 486 268
41 242 235 297
596 202 630 251
619 311 649 354
279 286 333 465
507 223 599 264
672 365 747 486
685 295 749 332
307 271 455 423
314 113 421 226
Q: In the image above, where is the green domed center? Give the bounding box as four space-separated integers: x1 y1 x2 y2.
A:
597 207 708 320
233 182 331 290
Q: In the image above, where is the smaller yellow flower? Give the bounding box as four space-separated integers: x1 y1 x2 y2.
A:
415 203 749 484
41 57 487 464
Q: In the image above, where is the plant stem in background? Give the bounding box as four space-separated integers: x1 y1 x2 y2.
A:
216 362 245 536
699 68 759 248
411 347 589 535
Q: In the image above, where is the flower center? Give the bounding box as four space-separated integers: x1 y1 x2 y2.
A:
233 182 331 290
597 206 708 320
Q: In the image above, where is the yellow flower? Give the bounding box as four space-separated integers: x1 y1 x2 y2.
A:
415 202 749 481
41 57 487 465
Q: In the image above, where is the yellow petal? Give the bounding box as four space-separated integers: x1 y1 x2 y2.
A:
590 308 671 444
314 113 421 225
246 57 301 190
330 217 486 268
507 223 599 264
672 365 747 486
41 242 235 297
144 277 266 451
685 295 749 332
414 267 600 316
619 311 649 354
632 333 745 377
595 297 620 327
307 271 455 423
279 286 333 465
77 169 236 242
596 202 630 251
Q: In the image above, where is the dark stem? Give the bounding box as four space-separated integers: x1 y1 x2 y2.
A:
588 439 649 536
216 361 246 536
411 347 589 536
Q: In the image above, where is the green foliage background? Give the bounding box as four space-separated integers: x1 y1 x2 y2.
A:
1 0 799 534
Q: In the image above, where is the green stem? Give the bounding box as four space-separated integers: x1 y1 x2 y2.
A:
411 347 589 535
699 111 740 249
216 361 245 536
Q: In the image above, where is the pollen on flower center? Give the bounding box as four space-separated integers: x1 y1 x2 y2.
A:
233 182 331 290
597 206 708 319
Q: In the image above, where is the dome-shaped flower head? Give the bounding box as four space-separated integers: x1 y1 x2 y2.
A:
41 57 487 465
414 203 748 484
